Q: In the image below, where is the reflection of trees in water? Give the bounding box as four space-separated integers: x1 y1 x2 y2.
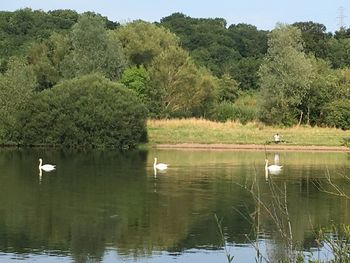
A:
70 218 105 263
0 149 350 262
244 164 350 262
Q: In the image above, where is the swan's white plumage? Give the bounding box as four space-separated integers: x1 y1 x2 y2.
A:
154 157 168 170
265 159 282 172
39 158 56 172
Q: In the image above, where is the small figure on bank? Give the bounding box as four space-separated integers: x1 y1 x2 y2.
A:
273 133 280 144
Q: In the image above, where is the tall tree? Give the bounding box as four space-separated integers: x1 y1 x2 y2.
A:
148 46 215 117
292 21 330 58
114 20 179 66
62 14 127 80
0 57 36 140
303 57 339 125
325 38 350 69
258 24 314 125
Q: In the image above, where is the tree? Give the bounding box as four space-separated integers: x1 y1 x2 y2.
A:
148 46 218 117
292 21 330 58
216 73 240 102
322 99 350 130
113 20 179 66
119 66 158 116
192 69 218 117
258 24 314 125
227 23 268 58
148 46 198 116
15 74 148 148
160 13 243 77
325 38 350 69
0 57 36 141
27 41 60 91
335 68 350 99
62 14 127 80
229 57 263 90
302 58 339 125
0 8 78 59
160 14 268 88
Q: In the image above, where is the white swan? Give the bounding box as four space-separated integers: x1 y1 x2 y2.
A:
39 158 56 172
265 159 282 172
153 157 168 170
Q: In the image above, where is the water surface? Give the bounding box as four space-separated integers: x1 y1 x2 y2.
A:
0 148 349 262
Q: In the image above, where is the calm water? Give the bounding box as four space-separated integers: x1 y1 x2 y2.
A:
0 148 349 263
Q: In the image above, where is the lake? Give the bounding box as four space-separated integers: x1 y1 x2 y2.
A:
0 148 349 263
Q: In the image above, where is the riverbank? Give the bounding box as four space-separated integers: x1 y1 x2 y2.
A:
147 119 350 149
152 143 349 152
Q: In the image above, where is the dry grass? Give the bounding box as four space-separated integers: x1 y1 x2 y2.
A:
147 118 350 146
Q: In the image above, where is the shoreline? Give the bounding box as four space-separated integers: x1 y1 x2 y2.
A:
152 143 350 152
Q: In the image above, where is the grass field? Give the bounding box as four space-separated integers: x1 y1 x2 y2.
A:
147 118 350 147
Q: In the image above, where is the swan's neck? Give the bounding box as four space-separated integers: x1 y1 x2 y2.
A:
154 158 157 166
39 159 42 169
265 160 268 169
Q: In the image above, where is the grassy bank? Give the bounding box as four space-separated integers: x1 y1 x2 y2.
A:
147 119 350 147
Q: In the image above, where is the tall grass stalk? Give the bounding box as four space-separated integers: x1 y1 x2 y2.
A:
214 214 234 263
239 168 304 262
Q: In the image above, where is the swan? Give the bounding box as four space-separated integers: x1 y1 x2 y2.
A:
153 157 168 170
39 158 56 172
265 159 282 172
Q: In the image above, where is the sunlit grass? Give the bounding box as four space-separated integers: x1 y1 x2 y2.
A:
147 118 350 146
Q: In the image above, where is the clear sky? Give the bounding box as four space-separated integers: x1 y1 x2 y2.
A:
2 0 350 32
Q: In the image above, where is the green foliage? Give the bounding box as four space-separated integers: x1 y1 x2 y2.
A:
302 57 339 125
258 24 314 126
27 41 61 91
342 137 350 147
322 99 350 130
210 101 237 122
0 8 78 59
148 45 218 118
2 9 350 133
292 21 330 58
227 23 268 57
229 57 262 90
160 14 268 90
326 38 350 69
216 73 240 102
15 74 148 148
114 20 179 66
148 46 199 117
161 13 243 77
119 66 159 116
210 93 258 123
192 69 218 117
0 57 36 141
62 14 127 80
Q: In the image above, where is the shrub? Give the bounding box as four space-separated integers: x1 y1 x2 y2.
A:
210 93 258 124
342 137 350 148
322 99 350 130
15 74 148 149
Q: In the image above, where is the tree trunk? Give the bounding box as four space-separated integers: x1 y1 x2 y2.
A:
298 111 303 126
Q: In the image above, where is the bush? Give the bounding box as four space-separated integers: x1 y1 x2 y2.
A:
15 74 148 149
322 99 350 130
210 93 258 123
342 137 350 147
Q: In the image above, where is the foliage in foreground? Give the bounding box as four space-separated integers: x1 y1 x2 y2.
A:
15 74 148 149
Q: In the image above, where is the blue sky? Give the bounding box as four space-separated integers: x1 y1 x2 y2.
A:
2 0 350 32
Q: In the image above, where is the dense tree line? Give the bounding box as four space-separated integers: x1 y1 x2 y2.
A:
0 9 349 147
